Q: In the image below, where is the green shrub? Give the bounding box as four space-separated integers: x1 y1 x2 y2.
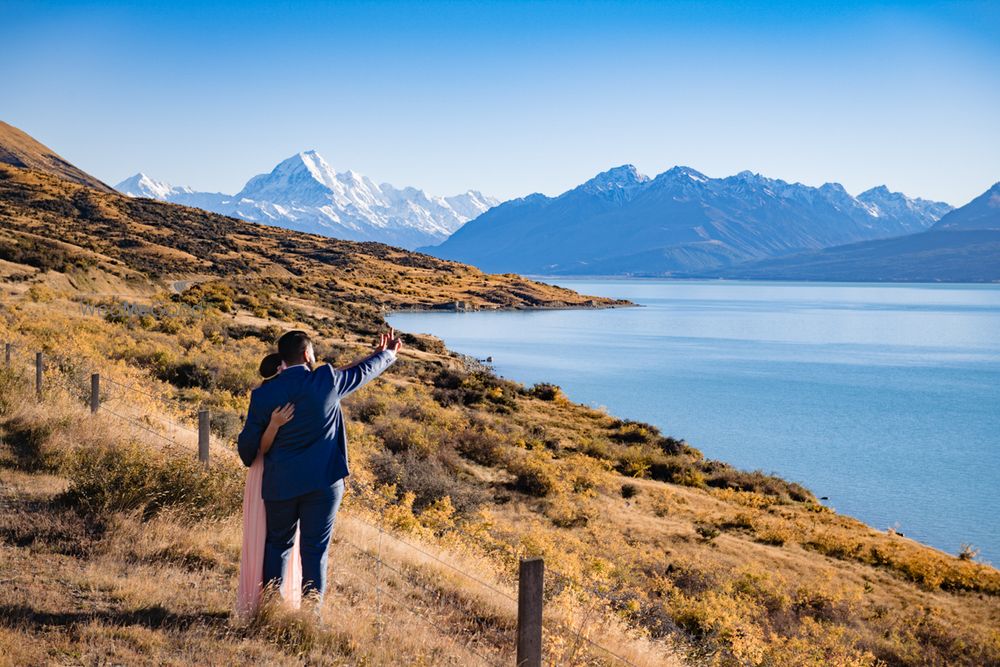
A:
225 323 283 343
703 463 814 503
175 280 235 313
608 419 659 444
453 426 505 466
529 383 562 401
431 369 519 412
372 417 433 457
572 475 596 494
368 449 486 513
655 435 688 456
508 455 558 497
0 236 93 273
347 392 389 423
616 446 652 478
210 409 244 442
61 440 242 520
400 332 445 354
695 523 721 541
579 436 613 460
164 360 217 390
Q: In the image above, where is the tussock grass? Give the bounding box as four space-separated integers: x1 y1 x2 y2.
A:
62 439 243 520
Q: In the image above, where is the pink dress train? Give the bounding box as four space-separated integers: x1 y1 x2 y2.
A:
236 452 302 618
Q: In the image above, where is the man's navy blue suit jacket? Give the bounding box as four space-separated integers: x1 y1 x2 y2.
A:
237 350 396 501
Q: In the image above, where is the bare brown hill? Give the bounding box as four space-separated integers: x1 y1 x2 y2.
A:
0 121 116 193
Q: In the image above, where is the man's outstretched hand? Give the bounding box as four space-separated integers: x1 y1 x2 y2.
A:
375 328 403 353
387 328 403 353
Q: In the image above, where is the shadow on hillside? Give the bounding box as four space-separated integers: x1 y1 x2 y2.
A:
0 604 229 632
0 421 49 472
0 495 103 557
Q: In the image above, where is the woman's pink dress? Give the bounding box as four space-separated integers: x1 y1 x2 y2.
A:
236 451 302 618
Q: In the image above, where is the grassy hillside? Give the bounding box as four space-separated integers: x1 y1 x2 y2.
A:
1 163 998 666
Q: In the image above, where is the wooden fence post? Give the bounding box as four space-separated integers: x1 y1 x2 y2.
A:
198 409 210 466
90 373 100 414
516 557 544 667
4 342 10 367
35 352 43 397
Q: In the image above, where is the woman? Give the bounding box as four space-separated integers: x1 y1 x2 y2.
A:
235 353 301 619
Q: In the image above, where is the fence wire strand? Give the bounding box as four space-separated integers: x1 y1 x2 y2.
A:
97 404 179 446
339 535 504 666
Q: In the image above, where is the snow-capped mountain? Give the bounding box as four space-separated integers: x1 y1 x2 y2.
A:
115 173 231 211
857 185 954 230
580 164 651 198
424 164 954 275
115 152 498 249
116 173 175 200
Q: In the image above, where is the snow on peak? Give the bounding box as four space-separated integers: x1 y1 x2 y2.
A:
657 165 711 184
296 150 339 187
858 184 953 226
581 165 650 194
116 151 499 249
114 172 175 200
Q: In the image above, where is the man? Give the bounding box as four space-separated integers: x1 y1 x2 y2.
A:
237 328 402 603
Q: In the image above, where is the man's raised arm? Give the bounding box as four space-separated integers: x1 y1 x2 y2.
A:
330 329 403 399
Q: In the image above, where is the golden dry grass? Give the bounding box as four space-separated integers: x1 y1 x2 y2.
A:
0 365 678 666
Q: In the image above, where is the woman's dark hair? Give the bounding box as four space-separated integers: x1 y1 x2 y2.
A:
259 352 283 380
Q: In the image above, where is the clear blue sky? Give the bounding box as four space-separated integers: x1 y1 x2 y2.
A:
2 0 998 205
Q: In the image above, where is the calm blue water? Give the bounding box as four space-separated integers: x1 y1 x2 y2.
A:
389 280 1000 563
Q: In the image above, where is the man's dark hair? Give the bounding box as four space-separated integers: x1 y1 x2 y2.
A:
277 330 311 365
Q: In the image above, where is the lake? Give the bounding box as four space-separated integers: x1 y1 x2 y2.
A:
388 279 1000 564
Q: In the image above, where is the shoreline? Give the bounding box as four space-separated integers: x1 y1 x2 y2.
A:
383 298 639 315
524 274 1000 286
383 293 999 565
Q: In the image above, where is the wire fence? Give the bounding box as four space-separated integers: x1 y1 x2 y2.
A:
333 487 647 667
3 341 237 464
335 523 510 665
1 339 651 667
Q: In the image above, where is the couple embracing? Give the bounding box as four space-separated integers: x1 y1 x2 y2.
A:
235 328 402 617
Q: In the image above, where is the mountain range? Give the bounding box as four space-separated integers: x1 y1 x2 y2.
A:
709 182 1000 282
7 117 994 283
423 165 955 275
115 151 499 249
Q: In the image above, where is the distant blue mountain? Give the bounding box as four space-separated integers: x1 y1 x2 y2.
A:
708 182 1000 282
420 165 952 275
932 182 1000 231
